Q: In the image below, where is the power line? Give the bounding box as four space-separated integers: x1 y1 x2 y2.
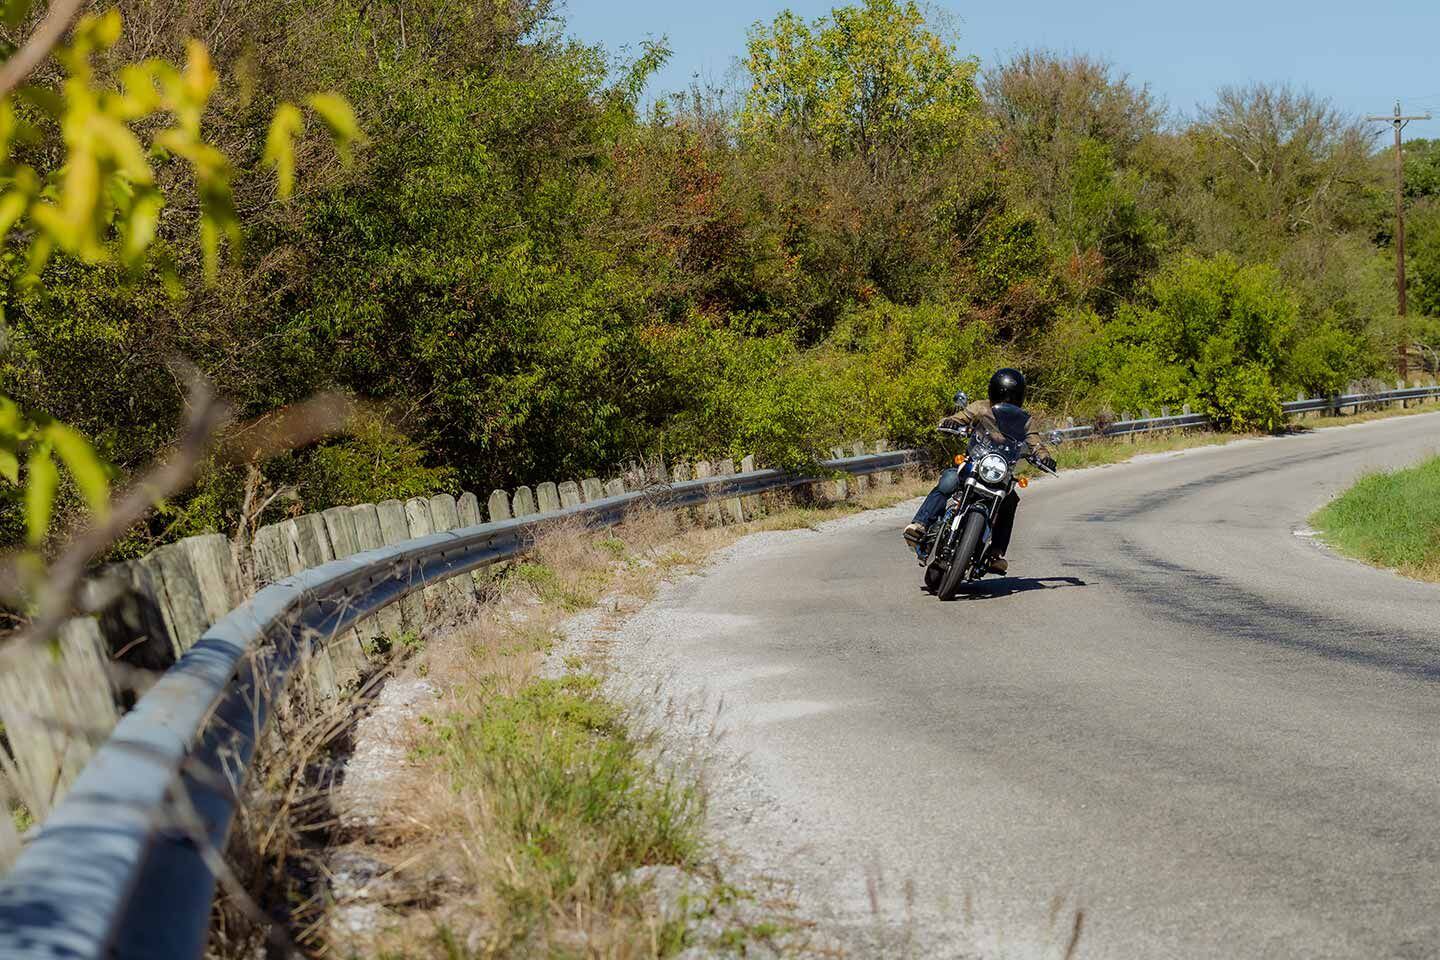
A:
1366 101 1432 379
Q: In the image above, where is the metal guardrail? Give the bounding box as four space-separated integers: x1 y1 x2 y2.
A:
4 381 1439 957
1053 384 1440 441
0 450 916 960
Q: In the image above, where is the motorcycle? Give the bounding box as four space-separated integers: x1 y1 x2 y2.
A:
916 391 1062 599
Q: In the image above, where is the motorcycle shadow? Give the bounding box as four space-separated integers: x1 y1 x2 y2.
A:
933 575 1088 601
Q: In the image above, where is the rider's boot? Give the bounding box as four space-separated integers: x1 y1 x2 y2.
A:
903 522 925 547
987 555 1009 574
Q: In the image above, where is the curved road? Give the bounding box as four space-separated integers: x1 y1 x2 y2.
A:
609 412 1440 959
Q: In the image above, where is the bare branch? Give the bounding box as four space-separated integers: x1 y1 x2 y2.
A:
0 0 85 97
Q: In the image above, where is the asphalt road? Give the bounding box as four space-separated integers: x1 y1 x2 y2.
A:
607 412 1440 959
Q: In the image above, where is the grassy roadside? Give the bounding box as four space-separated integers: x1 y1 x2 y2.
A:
1310 455 1440 583
328 477 930 959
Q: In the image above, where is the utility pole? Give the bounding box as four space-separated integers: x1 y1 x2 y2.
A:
1367 101 1432 379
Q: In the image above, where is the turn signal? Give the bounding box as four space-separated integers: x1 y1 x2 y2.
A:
954 454 966 465
1017 475 1029 488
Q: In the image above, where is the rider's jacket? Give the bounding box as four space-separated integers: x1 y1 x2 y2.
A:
940 401 1054 462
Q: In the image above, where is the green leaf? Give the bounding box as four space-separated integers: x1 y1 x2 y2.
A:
46 422 109 519
306 92 362 161
25 446 57 545
262 102 303 200
122 190 163 263
0 447 18 484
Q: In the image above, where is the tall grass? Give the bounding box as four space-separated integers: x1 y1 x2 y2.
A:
1311 456 1440 581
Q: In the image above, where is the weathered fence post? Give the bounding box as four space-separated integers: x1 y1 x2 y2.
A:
581 477 605 502
350 503 404 639
512 485 538 518
488 490 512 522
829 448 849 501
320 508 379 668
428 494 477 607
850 442 869 496
558 481 582 509
718 459 745 523
693 460 720 525
404 498 446 616
603 478 625 498
0 618 119 819
536 482 561 514
180 534 243 628
873 440 892 485
377 499 426 631
740 454 761 517
140 542 210 658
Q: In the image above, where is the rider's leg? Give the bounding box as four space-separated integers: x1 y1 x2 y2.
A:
904 468 960 544
987 491 1020 571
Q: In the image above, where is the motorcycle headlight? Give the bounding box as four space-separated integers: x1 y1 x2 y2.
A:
977 453 1009 485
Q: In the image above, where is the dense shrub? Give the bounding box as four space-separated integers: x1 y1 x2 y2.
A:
0 0 1411 552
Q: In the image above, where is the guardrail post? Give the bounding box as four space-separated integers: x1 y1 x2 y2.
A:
740 454 761 516
404 499 446 618
429 494 477 607
252 523 290 589
140 543 210 658
537 482 561 514
512 485 537 517
0 618 119 820
351 503 404 638
603 478 625 498
692 461 719 525
718 459 744 523
456 492 493 595
873 441 892 485
559 481 582 509
488 490 511 522
180 534 244 628
284 515 345 697
581 477 604 502
829 448 850 500
850 443 870 495
377 499 427 631
322 507 380 666
670 462 695 525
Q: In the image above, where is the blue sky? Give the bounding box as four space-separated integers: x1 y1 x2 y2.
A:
563 0 1440 140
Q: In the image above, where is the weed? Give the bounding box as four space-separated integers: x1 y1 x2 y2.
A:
1311 455 1440 582
414 673 703 951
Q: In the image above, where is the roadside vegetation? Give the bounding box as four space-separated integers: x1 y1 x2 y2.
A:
209 479 928 958
1311 456 1440 582
8 0 1440 561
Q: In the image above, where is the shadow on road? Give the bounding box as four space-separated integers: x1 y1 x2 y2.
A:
942 575 1088 600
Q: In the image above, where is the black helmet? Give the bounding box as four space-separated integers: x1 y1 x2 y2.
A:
988 368 1026 406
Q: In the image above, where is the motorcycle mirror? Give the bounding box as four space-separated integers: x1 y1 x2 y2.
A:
1048 429 1065 446
954 390 970 410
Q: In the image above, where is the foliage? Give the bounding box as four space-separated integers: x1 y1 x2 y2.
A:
1056 253 1377 429
740 0 983 159
1312 455 1440 582
294 414 455 511
0 0 1417 556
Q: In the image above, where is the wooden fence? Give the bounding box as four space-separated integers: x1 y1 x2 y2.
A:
0 442 899 828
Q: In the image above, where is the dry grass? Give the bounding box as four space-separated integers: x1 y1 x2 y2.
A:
241 475 929 959
1302 397 1440 430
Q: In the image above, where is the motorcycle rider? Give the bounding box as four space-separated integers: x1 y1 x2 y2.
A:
902 368 1056 574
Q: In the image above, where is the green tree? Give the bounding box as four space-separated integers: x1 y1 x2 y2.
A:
740 0 983 159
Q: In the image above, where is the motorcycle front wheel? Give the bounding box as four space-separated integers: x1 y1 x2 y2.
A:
937 511 986 600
